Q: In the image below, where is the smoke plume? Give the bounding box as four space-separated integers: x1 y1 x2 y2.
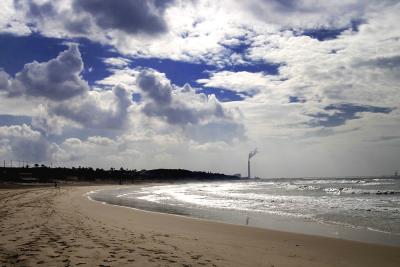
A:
248 148 258 160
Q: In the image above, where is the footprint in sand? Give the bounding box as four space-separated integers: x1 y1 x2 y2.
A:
191 254 203 260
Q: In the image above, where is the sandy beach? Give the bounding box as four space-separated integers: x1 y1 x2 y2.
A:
1 185 399 267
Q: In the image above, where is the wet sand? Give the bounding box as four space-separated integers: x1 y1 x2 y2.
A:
1 185 399 266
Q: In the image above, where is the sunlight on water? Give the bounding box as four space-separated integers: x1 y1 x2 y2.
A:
89 177 400 245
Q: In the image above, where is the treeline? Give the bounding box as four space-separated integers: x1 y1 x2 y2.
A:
0 166 241 184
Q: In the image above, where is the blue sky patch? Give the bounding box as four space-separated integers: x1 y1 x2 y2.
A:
1 33 279 103
307 103 394 127
288 96 306 103
0 114 32 126
0 33 65 75
301 20 364 41
196 87 248 102
0 33 117 87
129 58 215 87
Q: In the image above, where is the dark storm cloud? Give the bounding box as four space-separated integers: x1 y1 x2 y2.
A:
2 45 89 101
73 0 174 35
136 69 226 125
307 103 394 128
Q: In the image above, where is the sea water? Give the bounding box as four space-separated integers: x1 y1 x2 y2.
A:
88 177 400 246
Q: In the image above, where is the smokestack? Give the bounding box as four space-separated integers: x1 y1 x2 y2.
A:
248 158 250 179
248 148 258 178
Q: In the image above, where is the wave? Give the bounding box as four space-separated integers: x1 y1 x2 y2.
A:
322 187 400 195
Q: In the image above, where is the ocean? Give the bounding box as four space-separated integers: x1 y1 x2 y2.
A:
88 177 400 246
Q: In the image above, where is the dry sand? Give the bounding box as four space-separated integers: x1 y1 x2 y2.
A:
0 185 399 267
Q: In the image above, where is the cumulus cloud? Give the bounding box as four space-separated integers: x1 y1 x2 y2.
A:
72 0 174 35
0 45 133 131
0 124 56 162
0 71 10 91
49 85 132 129
1 44 89 101
137 69 228 126
0 0 31 35
24 0 56 20
137 70 173 105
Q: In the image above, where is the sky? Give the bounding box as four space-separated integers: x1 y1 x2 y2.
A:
0 0 399 178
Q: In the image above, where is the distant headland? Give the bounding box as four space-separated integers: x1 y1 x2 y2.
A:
0 165 242 185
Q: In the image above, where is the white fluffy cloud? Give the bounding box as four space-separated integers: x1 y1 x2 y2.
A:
0 45 135 133
0 124 57 162
137 69 228 125
197 71 279 94
0 44 89 100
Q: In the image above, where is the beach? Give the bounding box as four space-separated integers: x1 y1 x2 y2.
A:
1 185 399 267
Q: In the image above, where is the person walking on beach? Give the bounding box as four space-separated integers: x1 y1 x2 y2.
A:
54 181 60 192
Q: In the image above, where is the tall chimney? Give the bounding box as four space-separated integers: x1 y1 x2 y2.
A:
248 148 258 179
248 159 251 179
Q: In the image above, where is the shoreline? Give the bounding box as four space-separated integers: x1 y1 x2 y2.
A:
1 185 400 266
87 184 400 247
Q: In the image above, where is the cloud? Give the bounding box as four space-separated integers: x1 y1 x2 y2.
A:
0 0 31 35
0 71 10 91
137 69 172 105
73 0 173 35
240 0 375 29
355 55 400 70
137 69 227 125
103 57 132 69
0 44 133 131
1 44 89 101
197 71 279 94
49 86 133 129
186 120 246 143
0 124 56 162
25 0 56 20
